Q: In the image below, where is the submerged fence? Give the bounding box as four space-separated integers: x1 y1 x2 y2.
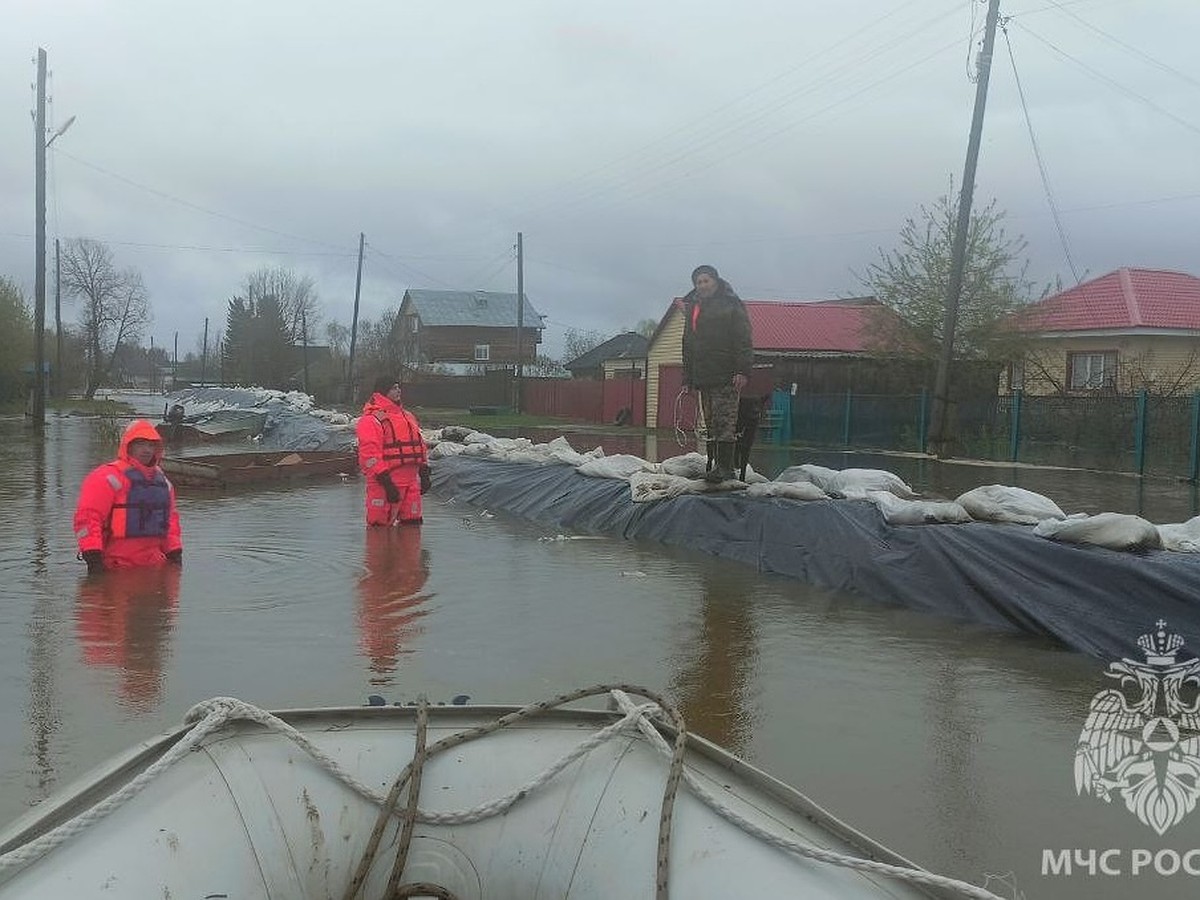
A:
783 389 1200 480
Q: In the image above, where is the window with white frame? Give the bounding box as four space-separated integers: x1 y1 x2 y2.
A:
474 344 490 361
1068 351 1117 390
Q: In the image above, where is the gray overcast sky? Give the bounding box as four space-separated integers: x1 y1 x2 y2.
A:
3 0 1199 359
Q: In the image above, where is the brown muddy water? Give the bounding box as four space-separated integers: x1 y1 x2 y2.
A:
2 411 1199 899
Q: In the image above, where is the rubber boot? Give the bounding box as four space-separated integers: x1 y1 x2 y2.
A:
706 441 736 483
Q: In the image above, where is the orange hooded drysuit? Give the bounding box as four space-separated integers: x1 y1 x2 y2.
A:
73 419 183 569
356 392 427 525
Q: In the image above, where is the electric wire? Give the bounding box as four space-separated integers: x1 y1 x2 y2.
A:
1038 0 1200 90
1001 22 1081 283
460 245 516 289
1014 23 1200 139
517 1 967 227
532 32 965 230
505 0 934 223
52 148 355 252
364 241 457 289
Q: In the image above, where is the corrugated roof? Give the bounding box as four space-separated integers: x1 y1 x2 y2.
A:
1016 268 1200 332
403 290 543 328
744 299 879 352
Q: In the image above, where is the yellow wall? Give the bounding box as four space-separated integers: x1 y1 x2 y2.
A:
1018 334 1200 395
646 307 684 424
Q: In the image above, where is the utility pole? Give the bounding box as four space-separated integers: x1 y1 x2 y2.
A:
173 330 178 391
54 238 62 399
514 232 524 413
928 0 1002 457
346 232 365 403
200 317 209 385
301 308 310 394
149 335 156 393
32 48 47 428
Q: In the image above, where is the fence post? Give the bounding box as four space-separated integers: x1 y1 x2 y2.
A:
1134 389 1148 476
1190 391 1200 483
842 389 853 447
917 388 928 453
1009 388 1022 462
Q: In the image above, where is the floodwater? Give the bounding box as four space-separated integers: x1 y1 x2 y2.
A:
2 411 1199 900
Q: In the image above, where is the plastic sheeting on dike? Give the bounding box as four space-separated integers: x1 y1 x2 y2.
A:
433 455 1200 660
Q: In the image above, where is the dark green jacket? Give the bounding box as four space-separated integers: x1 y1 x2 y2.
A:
680 284 754 388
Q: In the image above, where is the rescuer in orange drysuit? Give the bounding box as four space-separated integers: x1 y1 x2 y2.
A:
356 375 431 526
73 419 183 573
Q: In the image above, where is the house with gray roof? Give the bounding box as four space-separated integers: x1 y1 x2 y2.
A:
564 332 649 380
395 290 544 372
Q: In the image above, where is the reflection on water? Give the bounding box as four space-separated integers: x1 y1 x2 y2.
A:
357 526 431 685
670 567 757 755
75 566 180 711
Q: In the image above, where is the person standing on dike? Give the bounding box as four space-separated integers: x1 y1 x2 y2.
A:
680 265 754 482
356 375 431 526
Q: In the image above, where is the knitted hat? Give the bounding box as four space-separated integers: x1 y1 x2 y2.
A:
691 264 720 283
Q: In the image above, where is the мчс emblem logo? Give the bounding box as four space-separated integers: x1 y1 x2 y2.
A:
1075 620 1200 835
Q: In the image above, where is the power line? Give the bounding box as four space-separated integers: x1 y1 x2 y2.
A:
1038 0 1200 91
530 32 964 229
1002 22 1080 283
53 148 355 252
1014 23 1200 138
364 242 457 289
505 0 936 223
516 1 967 226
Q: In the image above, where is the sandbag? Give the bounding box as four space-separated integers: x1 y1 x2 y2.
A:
956 484 1066 525
869 491 972 526
1033 512 1163 552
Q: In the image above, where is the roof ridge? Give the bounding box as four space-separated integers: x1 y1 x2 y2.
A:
1117 267 1143 327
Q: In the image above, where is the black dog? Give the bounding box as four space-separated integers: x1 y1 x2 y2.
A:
706 394 768 481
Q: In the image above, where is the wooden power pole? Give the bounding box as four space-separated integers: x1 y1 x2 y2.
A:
346 232 365 403
32 48 47 428
927 0 1002 456
514 232 524 413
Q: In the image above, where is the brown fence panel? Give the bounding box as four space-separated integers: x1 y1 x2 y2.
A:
602 378 646 426
657 365 686 429
523 378 604 422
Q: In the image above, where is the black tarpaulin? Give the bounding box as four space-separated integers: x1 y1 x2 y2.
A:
432 455 1200 660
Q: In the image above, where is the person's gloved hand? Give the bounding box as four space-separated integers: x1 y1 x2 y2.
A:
419 464 432 495
166 549 182 566
82 549 105 575
376 471 401 503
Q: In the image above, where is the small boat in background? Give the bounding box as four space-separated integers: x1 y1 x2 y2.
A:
0 687 999 899
161 450 357 488
156 408 268 444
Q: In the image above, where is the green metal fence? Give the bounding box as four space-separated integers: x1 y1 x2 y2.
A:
784 389 1200 480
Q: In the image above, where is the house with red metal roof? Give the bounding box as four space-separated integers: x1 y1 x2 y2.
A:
1009 268 1200 395
645 295 914 430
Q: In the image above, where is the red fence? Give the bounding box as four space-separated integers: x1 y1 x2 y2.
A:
522 377 646 426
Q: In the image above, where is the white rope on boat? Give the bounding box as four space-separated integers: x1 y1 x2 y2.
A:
0 693 1006 900
607 690 1006 900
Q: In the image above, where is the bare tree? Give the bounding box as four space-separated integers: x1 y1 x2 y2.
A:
61 239 152 398
243 266 320 343
562 327 606 364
